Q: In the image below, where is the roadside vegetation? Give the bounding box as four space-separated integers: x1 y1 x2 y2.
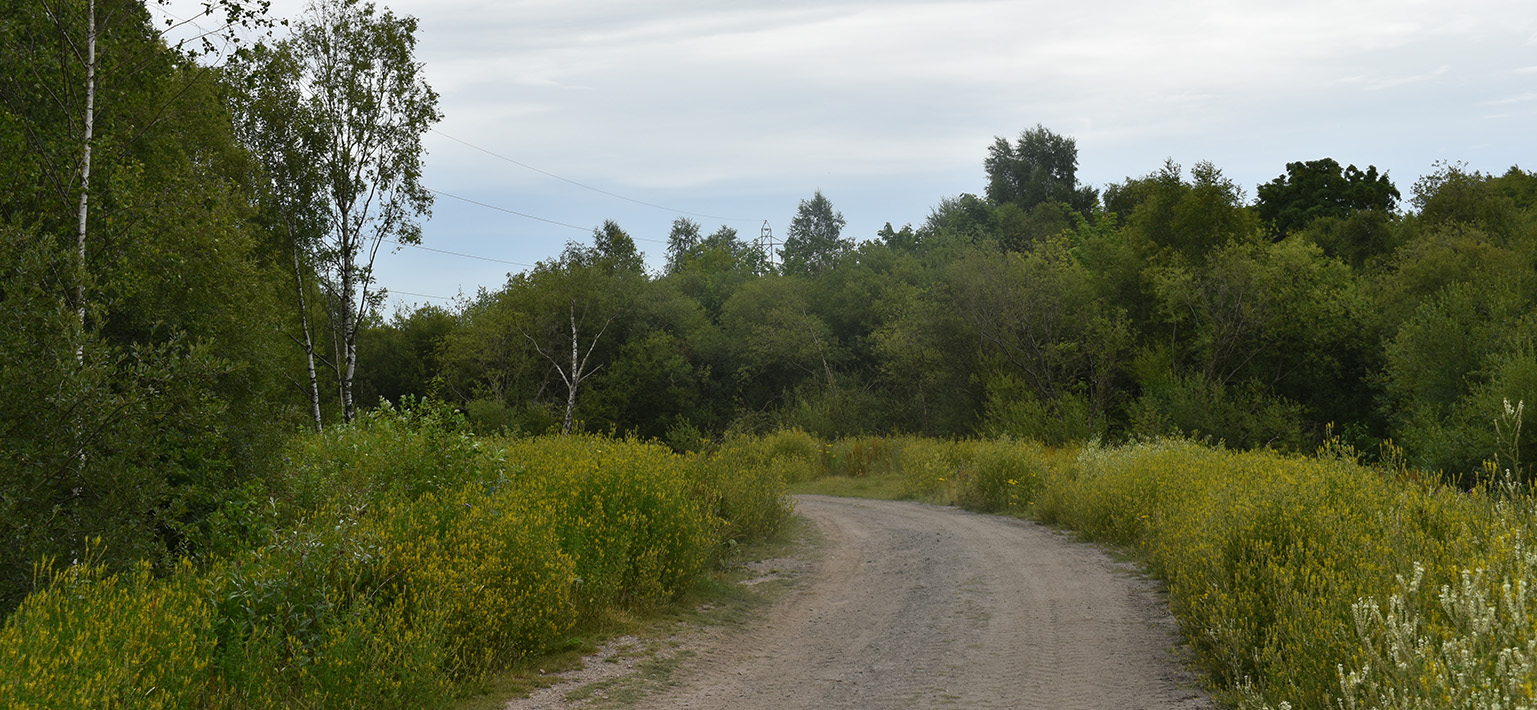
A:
781 434 1537 710
0 401 793 708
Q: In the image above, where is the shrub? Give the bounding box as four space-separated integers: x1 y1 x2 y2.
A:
1036 440 1530 709
0 555 217 710
279 396 484 516
0 420 794 708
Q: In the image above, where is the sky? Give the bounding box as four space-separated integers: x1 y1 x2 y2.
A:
160 0 1537 314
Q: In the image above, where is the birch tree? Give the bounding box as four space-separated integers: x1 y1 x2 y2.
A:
510 231 642 435
238 0 440 423
228 42 331 431
524 301 615 435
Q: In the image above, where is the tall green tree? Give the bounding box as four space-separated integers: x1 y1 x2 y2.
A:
665 216 702 274
1255 158 1399 237
228 41 333 430
238 0 442 423
780 189 849 275
581 219 644 274
984 124 1098 216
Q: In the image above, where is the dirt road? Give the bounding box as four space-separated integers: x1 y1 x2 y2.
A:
517 495 1214 709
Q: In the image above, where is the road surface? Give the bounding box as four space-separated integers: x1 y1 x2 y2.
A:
515 495 1214 709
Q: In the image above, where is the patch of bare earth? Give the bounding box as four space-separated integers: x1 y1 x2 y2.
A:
506 495 1214 710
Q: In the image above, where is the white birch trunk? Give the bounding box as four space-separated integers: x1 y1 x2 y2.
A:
290 237 324 432
339 254 357 422
563 304 579 434
74 0 96 362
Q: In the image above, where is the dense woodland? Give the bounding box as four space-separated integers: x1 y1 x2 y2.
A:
386 144 1537 486
4 0 1537 613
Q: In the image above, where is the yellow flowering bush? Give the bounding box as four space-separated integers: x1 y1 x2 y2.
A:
0 555 216 710
497 435 716 612
0 401 794 709
887 437 1062 512
696 436 799 544
1034 440 1535 709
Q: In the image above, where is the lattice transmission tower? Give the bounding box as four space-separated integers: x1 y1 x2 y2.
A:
756 220 778 270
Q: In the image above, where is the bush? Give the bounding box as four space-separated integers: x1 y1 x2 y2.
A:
980 383 1102 446
1128 374 1307 451
1 416 794 708
0 554 217 710
1035 440 1531 709
279 396 484 516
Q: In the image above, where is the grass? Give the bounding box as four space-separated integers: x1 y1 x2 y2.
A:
788 471 907 499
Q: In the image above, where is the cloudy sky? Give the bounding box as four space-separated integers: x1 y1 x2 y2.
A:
163 0 1536 313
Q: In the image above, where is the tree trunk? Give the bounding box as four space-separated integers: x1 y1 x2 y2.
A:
74 0 96 361
290 234 323 432
340 267 356 423
562 303 579 435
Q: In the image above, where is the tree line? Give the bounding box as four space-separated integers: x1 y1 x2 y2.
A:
2 0 1535 612
373 127 1537 492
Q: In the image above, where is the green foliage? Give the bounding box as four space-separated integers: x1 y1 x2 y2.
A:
1380 281 1537 482
354 305 457 407
280 396 482 513
1 417 793 708
1292 209 1399 269
0 555 218 710
934 239 1131 435
1128 370 1307 451
1255 158 1400 237
981 380 1101 446
983 124 1097 215
0 221 279 611
711 429 823 485
779 189 850 276
1412 161 1523 237
1114 160 1258 262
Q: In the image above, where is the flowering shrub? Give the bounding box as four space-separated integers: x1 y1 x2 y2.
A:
1034 440 1537 710
0 555 216 710
0 409 792 709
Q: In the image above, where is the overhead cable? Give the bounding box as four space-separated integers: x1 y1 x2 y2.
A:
389 289 454 301
427 188 589 231
384 237 535 268
431 128 760 224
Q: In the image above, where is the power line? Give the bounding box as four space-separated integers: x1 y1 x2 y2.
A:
427 188 590 232
431 128 761 224
384 237 535 268
421 189 667 245
389 289 454 301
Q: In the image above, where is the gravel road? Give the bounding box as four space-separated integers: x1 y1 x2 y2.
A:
516 495 1215 709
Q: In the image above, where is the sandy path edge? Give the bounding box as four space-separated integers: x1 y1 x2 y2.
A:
509 495 1215 710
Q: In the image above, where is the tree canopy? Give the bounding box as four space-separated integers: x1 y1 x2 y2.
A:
1256 158 1400 236
984 124 1098 216
780 189 850 275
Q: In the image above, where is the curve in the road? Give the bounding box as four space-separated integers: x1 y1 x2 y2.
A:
633 495 1215 710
